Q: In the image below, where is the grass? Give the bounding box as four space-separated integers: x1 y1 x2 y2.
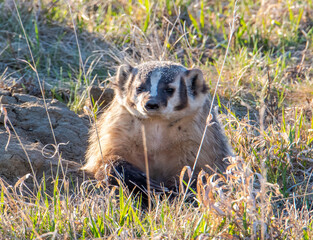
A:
0 0 313 238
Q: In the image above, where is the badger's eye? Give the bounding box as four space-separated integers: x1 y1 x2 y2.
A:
164 88 175 94
136 87 144 94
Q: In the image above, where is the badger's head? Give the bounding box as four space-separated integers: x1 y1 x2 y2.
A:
113 61 208 120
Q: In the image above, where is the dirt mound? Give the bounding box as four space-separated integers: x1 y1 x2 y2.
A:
0 89 90 186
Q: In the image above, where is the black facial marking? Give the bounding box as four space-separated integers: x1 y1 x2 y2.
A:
145 66 179 90
144 72 152 92
163 87 175 96
178 126 181 131
157 81 169 108
174 78 188 111
190 75 198 97
201 82 208 93
136 85 144 94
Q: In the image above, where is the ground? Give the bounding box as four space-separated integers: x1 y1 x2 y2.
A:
0 87 87 186
0 0 313 239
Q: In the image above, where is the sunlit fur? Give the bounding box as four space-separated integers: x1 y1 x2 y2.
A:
83 61 233 188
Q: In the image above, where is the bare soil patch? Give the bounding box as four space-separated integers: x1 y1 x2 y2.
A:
0 88 90 187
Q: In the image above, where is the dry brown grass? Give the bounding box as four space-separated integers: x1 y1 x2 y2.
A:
0 0 313 238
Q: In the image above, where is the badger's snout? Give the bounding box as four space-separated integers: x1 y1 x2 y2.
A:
143 97 161 112
145 100 160 110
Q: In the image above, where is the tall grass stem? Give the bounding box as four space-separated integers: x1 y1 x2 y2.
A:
180 0 239 207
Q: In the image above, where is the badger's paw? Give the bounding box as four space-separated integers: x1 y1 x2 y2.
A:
95 156 168 194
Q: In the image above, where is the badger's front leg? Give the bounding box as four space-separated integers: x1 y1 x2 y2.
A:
94 155 167 194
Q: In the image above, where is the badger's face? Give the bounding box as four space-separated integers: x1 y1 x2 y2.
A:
114 61 208 120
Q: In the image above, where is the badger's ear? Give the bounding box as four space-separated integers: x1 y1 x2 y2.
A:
114 64 134 92
184 68 208 97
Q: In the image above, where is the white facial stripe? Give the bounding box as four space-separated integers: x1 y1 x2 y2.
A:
150 70 162 97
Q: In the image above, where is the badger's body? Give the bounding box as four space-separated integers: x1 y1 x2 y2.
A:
83 61 232 191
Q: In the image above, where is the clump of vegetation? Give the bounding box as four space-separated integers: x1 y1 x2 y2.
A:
0 0 313 238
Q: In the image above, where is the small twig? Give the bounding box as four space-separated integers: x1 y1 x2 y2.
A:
0 105 39 188
141 125 151 213
297 40 309 75
0 105 11 151
67 0 93 112
67 1 87 81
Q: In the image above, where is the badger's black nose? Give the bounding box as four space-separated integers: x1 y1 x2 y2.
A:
145 100 160 110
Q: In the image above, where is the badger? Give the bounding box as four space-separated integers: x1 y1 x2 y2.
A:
82 61 232 192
